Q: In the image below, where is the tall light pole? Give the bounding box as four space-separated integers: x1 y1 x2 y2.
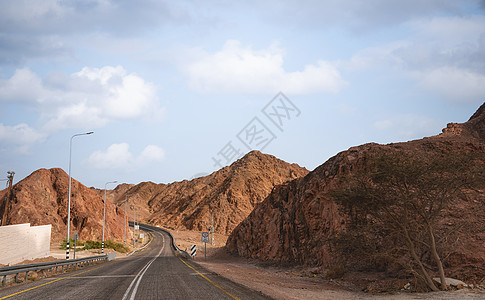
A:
66 131 93 260
132 204 136 248
123 194 134 246
103 180 117 254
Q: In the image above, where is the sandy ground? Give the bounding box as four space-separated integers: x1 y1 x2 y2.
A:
171 229 485 300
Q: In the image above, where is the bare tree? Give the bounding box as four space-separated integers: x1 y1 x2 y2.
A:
332 150 484 291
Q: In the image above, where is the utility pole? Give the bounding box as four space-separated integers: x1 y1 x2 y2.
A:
1 171 14 226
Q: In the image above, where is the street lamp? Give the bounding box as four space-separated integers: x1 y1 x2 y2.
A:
122 194 135 246
132 204 137 248
66 131 93 260
103 180 118 254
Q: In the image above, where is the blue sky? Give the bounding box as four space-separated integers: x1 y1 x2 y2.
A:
1 0 484 188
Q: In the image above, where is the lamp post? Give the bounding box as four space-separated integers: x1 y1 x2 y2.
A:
66 131 93 260
123 194 134 246
103 180 117 254
133 204 136 248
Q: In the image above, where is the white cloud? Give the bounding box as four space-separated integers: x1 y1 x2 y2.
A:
345 15 485 103
87 143 133 169
0 123 46 154
414 67 485 102
184 40 347 94
86 143 165 169
0 68 45 102
241 0 465 34
409 15 485 43
373 114 442 140
139 145 165 163
0 66 163 131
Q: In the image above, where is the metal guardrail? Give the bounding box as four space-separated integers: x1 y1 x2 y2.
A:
1 223 191 287
131 222 192 259
157 227 192 259
0 255 108 287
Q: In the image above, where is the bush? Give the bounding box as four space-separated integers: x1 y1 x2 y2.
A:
104 240 129 253
59 238 76 250
59 239 129 253
82 240 102 250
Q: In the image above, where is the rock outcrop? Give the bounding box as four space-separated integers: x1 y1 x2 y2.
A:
0 168 126 242
226 103 485 278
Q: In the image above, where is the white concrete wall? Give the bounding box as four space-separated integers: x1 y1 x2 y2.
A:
0 223 51 265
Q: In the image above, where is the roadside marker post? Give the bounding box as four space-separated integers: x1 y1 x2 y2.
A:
202 232 209 260
191 244 197 257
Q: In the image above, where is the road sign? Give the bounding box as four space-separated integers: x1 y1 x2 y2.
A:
201 232 209 243
134 225 139 230
190 244 197 257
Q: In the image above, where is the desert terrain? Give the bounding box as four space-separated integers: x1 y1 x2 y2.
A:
1 103 485 298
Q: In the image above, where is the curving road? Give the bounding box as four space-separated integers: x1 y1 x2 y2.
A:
0 225 271 300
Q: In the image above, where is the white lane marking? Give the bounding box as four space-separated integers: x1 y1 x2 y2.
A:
121 254 152 300
122 232 165 300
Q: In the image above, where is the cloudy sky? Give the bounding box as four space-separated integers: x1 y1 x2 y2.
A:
1 0 484 188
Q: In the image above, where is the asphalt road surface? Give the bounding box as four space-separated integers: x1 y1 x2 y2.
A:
0 225 272 300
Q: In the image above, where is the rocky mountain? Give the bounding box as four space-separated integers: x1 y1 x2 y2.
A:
226 103 485 285
1 151 307 241
115 151 309 235
0 168 126 242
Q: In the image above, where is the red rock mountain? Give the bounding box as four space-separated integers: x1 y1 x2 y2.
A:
226 103 485 282
0 168 126 242
112 151 309 235
1 151 307 241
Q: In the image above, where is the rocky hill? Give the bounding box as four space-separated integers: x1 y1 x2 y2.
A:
226 103 485 288
115 151 309 235
0 168 126 242
1 151 307 241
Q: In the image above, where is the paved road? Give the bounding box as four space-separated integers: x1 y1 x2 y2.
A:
0 226 271 300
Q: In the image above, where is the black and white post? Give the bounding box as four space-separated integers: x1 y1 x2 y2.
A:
190 244 197 257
